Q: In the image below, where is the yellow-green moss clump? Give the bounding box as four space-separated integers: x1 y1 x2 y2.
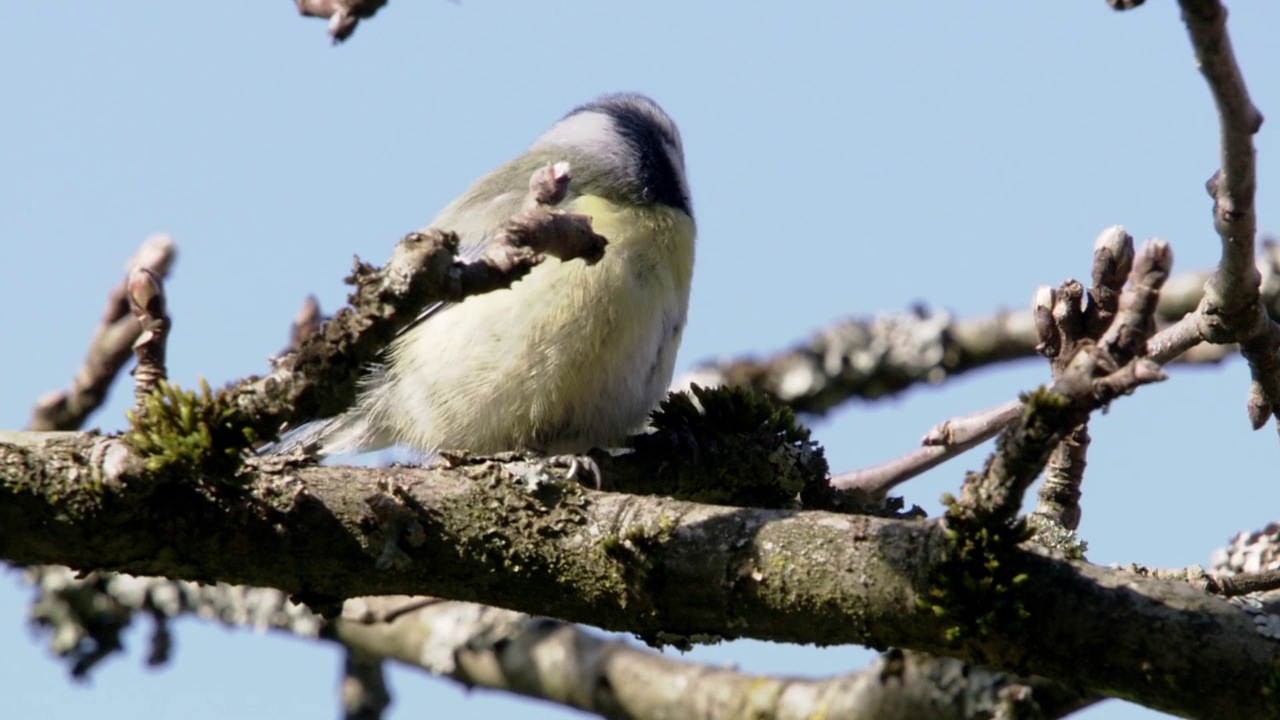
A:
125 379 256 478
920 494 1034 645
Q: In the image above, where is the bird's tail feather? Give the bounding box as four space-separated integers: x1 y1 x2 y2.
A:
258 362 400 458
258 364 397 458
257 411 391 458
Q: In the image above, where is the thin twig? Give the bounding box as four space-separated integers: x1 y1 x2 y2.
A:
295 0 388 43
1038 425 1090 531
1101 240 1171 364
1178 0 1280 434
830 400 1021 499
1205 569 1280 598
828 238 1177 507
127 267 171 404
288 295 323 353
341 652 391 720
28 234 176 431
1032 229 1136 530
955 238 1170 527
953 361 1166 529
1147 313 1206 364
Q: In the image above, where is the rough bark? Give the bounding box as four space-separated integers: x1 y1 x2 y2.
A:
2 432 1277 720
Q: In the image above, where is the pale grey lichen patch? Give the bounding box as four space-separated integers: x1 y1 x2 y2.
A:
1212 523 1280 575
94 438 134 487
1211 523 1280 640
504 461 558 491
416 603 488 674
25 565 322 679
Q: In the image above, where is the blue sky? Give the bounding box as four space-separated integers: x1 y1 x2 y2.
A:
2 2 1278 719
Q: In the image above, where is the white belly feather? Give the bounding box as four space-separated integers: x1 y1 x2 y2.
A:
375 196 695 455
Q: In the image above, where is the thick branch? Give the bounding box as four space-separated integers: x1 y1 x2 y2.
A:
0 433 1275 720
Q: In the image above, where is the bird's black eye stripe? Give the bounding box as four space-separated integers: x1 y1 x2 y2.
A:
606 106 691 217
561 94 693 218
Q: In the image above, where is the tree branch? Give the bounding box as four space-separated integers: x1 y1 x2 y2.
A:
21 567 1096 720
1177 0 1280 433
680 250 1278 418
295 0 388 43
127 266 171 403
222 169 607 448
0 433 1274 719
829 400 1021 501
341 650 390 720
28 234 176 432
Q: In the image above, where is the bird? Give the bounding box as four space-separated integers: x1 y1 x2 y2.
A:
280 93 696 460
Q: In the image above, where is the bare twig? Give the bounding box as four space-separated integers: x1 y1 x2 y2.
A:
1032 229 1133 530
295 0 388 43
827 236 1181 507
1147 240 1280 366
483 210 607 273
831 233 1173 516
522 160 572 208
1205 569 1280 598
921 400 1026 448
955 238 1170 528
482 161 606 270
830 400 1021 500
28 234 176 431
1037 235 1170 530
1147 313 1206 363
127 267 171 404
341 652 390 720
1178 0 1280 434
288 295 323 353
1037 424 1090 531
1091 228 1136 329
954 358 1166 529
1102 239 1169 364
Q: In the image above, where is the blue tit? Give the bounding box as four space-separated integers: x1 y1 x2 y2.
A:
293 93 695 458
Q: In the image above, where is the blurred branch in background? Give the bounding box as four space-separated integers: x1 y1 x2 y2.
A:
21 567 1097 720
681 239 1280 419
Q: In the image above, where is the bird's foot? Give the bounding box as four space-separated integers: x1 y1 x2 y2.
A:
544 453 604 489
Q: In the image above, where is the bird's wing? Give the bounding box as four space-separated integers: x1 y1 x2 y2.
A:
399 153 558 334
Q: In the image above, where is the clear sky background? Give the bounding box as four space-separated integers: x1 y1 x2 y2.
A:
2 2 1278 719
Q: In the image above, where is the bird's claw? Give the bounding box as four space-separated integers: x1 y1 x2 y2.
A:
547 454 603 489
